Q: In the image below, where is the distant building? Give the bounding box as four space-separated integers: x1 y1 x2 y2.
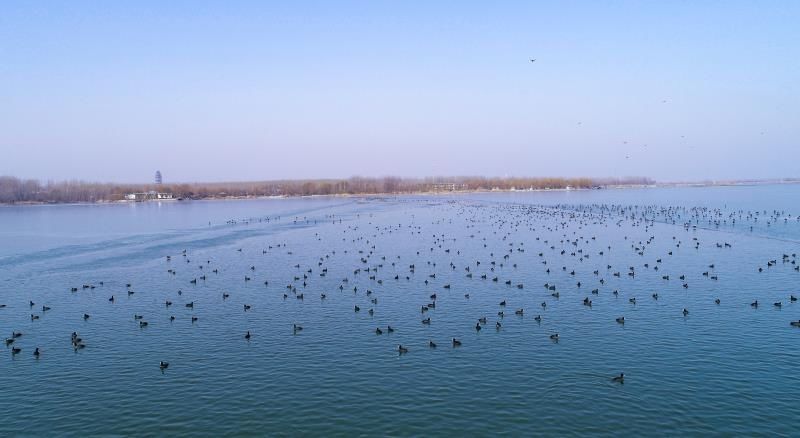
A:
155 170 163 185
125 191 174 202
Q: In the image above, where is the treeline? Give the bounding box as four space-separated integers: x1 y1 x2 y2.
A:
0 175 655 204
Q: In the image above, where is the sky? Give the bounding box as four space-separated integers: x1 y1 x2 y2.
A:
1 1 798 183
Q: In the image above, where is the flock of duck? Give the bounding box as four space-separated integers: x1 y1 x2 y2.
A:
4 199 800 384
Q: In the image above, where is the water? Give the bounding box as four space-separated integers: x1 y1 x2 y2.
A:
1 185 799 436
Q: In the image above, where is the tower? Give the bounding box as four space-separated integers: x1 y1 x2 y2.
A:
155 170 162 185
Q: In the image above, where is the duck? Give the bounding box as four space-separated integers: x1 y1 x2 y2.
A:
160 361 169 370
616 317 625 324
612 373 624 383
397 345 408 354
452 338 462 347
245 331 251 340
375 327 383 335
429 340 437 348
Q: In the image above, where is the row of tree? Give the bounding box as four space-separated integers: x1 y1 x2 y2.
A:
0 175 655 204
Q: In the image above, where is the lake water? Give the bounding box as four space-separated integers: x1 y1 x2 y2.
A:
1 185 799 436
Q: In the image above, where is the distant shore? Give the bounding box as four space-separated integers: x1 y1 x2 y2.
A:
0 175 650 205
2 178 799 206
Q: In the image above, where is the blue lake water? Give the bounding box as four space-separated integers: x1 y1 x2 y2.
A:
1 185 799 436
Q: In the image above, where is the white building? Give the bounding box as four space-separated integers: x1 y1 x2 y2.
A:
125 191 174 201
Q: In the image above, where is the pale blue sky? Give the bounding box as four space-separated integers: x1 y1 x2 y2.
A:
1 1 798 183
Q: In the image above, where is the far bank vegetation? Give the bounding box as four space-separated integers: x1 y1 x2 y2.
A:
0 175 654 204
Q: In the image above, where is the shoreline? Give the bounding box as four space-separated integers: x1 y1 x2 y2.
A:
2 180 799 207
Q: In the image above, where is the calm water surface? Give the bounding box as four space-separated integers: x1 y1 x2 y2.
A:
1 185 799 436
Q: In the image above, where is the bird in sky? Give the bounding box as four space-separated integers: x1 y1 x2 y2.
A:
530 58 536 62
